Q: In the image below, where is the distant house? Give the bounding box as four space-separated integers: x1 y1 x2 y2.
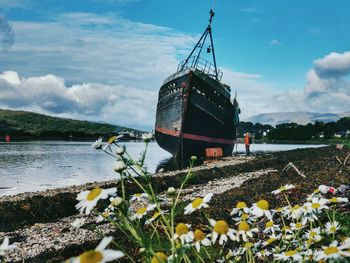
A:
334 132 344 138
346 130 350 137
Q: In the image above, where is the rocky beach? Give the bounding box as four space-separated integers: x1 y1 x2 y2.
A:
1 146 350 262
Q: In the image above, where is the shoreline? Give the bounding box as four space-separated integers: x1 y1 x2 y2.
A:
1 146 350 262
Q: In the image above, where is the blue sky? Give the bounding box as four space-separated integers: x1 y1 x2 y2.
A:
1 0 350 130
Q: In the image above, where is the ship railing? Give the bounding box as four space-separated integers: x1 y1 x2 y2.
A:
177 56 223 81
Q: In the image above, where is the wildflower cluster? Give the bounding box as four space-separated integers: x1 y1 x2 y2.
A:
67 137 350 262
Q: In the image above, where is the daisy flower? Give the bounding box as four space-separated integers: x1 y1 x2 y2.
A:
263 220 280 234
184 193 213 215
96 208 113 223
274 249 303 262
142 133 153 143
115 146 125 155
236 221 258 242
233 212 255 225
271 184 295 195
102 135 123 152
314 241 350 261
325 221 341 235
0 237 17 256
69 236 124 263
290 221 305 232
71 218 86 229
263 234 281 247
108 196 123 210
251 199 272 220
91 137 103 149
304 227 322 243
281 204 302 219
304 197 329 213
257 249 272 259
151 252 167 263
231 201 250 216
209 219 237 245
174 223 194 245
328 196 349 204
113 160 126 174
130 193 149 202
130 204 156 220
193 229 211 252
76 187 117 215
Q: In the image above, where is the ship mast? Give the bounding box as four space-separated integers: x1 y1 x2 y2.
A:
180 9 220 81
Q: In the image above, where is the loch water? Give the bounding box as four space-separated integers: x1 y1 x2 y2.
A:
0 141 325 196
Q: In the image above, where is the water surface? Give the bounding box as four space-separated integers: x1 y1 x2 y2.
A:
0 141 325 196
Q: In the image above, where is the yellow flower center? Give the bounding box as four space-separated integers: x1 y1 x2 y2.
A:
102 211 109 218
107 135 116 144
136 207 147 215
330 226 337 233
324 247 339 255
311 203 321 209
292 205 301 210
238 221 250 232
194 229 205 241
276 207 283 212
241 213 249 220
257 200 269 210
134 193 141 197
306 239 314 245
176 223 189 236
295 223 303 229
244 242 253 249
214 220 229 235
310 231 317 237
267 238 276 244
330 197 338 203
265 221 274 228
236 201 247 209
285 250 297 257
151 212 161 220
79 250 103 263
151 252 167 263
192 198 204 208
87 188 102 201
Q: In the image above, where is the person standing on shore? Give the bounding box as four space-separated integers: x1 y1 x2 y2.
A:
244 132 252 156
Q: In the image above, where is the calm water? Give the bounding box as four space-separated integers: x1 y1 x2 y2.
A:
0 141 324 196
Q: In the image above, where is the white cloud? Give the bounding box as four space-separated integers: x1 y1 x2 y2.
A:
270 39 281 46
314 51 350 78
1 12 196 89
0 71 157 129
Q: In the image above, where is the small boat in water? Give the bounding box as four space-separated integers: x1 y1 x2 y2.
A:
155 10 241 162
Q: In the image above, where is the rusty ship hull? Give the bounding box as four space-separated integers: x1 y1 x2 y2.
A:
155 68 237 160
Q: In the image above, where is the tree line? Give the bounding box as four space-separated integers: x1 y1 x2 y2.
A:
239 117 350 141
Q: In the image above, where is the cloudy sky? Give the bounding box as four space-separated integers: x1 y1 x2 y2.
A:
0 0 350 130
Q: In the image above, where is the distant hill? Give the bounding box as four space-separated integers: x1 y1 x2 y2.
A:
246 112 350 126
0 109 138 140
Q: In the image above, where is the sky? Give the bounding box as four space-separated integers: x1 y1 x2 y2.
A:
0 0 350 130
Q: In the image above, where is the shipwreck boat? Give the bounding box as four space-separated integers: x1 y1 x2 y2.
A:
155 10 240 162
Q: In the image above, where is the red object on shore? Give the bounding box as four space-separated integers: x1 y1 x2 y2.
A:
5 135 10 142
205 148 223 158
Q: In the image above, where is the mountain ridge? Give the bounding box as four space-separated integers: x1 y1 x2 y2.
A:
246 111 350 126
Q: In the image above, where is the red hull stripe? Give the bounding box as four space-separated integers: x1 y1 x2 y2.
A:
155 127 234 145
155 126 180 137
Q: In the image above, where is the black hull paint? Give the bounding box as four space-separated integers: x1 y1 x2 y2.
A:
155 69 237 160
